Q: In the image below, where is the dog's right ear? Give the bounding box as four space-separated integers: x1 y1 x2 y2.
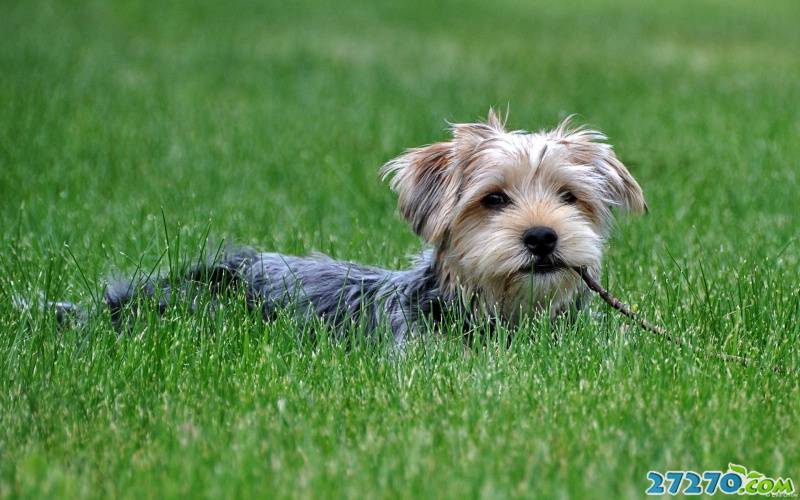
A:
381 141 460 244
382 111 504 243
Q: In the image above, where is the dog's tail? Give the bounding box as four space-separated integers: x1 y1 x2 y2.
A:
12 292 90 327
15 246 260 331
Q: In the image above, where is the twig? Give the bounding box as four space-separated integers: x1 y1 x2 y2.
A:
573 266 756 369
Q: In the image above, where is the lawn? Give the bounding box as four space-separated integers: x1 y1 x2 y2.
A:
1 0 799 497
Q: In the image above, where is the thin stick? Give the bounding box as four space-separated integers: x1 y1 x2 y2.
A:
573 266 753 368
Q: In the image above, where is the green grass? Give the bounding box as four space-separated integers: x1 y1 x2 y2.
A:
2 0 799 497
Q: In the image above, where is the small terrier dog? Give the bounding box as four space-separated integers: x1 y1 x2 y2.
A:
46 109 646 342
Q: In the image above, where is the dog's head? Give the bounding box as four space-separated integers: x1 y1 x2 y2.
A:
382 109 645 318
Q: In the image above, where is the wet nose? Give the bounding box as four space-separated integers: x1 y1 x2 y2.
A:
522 226 558 256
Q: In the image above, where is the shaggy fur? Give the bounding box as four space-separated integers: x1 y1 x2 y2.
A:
40 109 646 343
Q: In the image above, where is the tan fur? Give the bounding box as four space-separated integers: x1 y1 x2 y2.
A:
381 109 645 322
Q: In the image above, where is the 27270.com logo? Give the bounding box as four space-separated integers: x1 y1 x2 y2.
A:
646 463 795 496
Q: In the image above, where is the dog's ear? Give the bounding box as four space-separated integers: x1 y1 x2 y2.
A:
554 118 647 214
381 141 460 244
381 111 507 243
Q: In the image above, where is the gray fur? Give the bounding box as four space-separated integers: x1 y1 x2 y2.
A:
102 247 457 343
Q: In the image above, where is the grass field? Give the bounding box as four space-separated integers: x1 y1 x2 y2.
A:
2 0 799 497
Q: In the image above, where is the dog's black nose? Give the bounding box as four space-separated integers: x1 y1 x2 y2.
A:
522 226 558 256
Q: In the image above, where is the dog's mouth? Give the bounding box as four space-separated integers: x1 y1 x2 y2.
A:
519 257 566 275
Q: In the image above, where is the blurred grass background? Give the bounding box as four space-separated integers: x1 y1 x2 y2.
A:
1 0 799 498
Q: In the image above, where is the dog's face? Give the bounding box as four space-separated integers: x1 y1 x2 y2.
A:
382 110 645 318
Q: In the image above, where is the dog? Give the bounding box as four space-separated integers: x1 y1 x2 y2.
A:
35 109 646 343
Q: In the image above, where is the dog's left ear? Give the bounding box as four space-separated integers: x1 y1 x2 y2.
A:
380 141 460 244
555 120 647 214
590 143 647 214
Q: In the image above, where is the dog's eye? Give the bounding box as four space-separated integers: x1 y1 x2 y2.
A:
481 191 511 209
560 190 578 204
